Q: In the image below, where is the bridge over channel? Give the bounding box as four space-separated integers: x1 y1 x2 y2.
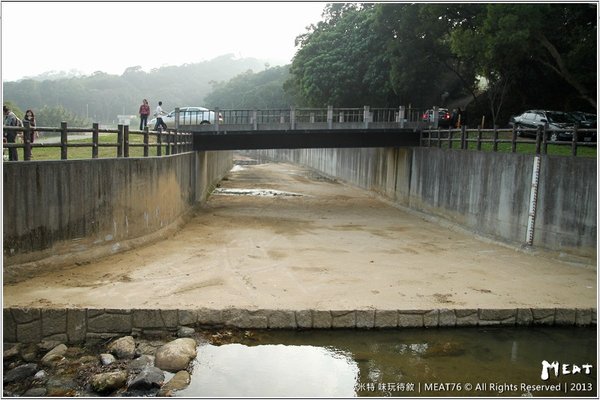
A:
177 106 423 150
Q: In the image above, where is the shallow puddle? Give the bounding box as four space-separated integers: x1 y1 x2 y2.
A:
176 327 596 397
213 187 305 197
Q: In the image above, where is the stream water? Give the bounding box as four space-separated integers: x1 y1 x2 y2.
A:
176 327 596 397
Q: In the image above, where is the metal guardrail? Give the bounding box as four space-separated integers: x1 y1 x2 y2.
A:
207 106 427 129
421 125 597 157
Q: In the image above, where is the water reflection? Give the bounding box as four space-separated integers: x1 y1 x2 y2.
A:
176 343 359 397
175 327 596 397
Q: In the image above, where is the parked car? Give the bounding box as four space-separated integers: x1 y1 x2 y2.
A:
509 110 596 142
568 111 597 129
148 106 223 130
422 108 453 128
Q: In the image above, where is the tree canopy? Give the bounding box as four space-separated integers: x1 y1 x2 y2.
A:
286 3 596 125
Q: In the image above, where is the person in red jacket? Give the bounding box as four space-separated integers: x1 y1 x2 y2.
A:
139 99 150 130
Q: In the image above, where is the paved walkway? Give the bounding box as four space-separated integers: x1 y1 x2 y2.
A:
4 159 596 318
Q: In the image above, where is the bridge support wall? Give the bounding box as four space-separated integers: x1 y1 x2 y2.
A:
3 151 233 282
249 148 596 262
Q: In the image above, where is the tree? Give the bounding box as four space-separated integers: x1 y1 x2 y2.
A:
451 4 596 126
205 66 293 109
374 3 483 108
36 105 90 127
286 4 398 107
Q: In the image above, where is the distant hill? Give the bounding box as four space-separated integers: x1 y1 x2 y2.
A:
3 54 274 124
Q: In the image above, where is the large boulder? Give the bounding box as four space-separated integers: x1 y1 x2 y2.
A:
154 338 197 372
107 336 136 360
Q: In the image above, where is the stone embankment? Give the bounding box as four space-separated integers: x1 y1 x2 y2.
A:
3 330 200 397
4 307 596 346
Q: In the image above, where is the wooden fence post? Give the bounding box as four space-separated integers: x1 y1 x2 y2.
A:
460 126 466 149
117 124 124 157
477 127 482 151
123 125 130 158
60 121 68 160
327 105 333 129
23 121 32 161
157 131 162 156
92 122 99 159
542 124 548 154
448 129 453 149
571 124 579 157
511 125 517 153
535 126 542 155
143 127 149 157
492 127 499 152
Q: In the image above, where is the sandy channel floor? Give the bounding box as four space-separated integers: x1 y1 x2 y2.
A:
3 159 597 311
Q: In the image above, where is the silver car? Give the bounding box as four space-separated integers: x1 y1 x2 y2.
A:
148 106 222 129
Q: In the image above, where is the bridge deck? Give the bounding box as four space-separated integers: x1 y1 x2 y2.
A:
193 128 421 150
4 158 595 320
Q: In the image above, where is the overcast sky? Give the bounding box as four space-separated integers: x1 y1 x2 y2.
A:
1 1 327 81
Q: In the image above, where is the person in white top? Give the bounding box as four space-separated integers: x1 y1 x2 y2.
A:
154 101 168 131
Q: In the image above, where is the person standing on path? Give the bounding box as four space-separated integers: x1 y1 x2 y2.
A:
23 109 37 143
3 105 21 161
154 101 168 131
139 99 150 130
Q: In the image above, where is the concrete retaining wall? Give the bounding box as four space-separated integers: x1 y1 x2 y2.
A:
3 151 233 280
3 307 596 344
250 148 596 261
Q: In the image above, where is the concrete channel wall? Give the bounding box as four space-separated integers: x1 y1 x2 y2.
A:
4 307 596 344
3 151 233 282
250 147 596 261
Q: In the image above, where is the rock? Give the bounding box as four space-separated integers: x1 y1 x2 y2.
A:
100 353 116 366
127 365 165 391
45 377 78 397
23 387 47 397
155 338 197 372
40 344 67 366
3 344 20 361
78 355 99 365
108 336 136 360
128 355 155 372
158 370 191 396
424 342 465 357
90 370 128 393
4 363 38 384
32 369 49 386
20 343 39 362
177 326 195 338
38 340 62 352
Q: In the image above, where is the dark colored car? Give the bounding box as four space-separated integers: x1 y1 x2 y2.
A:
422 108 453 128
509 110 596 142
568 111 597 129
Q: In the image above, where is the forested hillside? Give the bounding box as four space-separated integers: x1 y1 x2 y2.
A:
3 54 271 124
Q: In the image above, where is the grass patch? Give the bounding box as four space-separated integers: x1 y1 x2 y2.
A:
423 131 597 158
18 132 190 161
